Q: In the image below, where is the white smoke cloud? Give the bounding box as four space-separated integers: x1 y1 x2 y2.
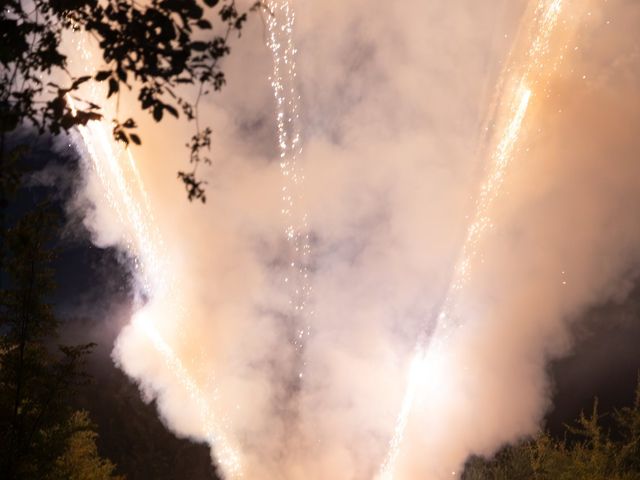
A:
69 0 640 478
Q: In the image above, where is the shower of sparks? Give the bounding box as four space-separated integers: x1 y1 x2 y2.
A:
265 1 313 370
133 311 242 475
67 37 243 479
377 1 565 478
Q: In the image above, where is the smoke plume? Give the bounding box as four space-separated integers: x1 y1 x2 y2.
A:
69 0 640 478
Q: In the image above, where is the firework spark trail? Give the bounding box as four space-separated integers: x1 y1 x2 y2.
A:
68 38 243 479
132 310 242 475
265 1 313 376
69 5 313 474
377 1 564 478
70 114 244 477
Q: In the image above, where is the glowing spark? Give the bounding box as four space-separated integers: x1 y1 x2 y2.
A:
377 1 565 478
70 105 243 478
66 38 243 476
133 312 242 476
265 1 313 363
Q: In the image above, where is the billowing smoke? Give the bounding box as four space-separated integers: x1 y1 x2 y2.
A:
68 0 640 478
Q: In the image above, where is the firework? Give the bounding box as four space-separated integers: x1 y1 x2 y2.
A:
377 1 566 478
265 0 313 374
67 38 244 477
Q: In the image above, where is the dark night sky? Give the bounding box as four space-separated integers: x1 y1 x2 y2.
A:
54 214 222 480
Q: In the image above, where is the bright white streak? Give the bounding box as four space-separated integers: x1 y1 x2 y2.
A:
69 5 314 474
67 87 243 477
265 1 312 366
377 87 531 480
377 1 563 478
132 311 242 475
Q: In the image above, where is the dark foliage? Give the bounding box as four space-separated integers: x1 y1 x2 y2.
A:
1 0 262 202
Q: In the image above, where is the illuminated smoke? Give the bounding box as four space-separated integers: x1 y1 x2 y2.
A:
377 1 566 478
68 1 313 476
66 44 244 477
63 0 640 479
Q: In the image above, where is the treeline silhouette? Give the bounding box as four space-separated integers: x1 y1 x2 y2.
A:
463 378 640 480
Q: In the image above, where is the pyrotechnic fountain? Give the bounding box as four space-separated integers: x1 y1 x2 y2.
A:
376 1 569 478
66 1 311 477
61 0 603 477
265 0 313 383
67 37 244 477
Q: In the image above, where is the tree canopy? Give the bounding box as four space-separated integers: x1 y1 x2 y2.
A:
1 0 260 202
